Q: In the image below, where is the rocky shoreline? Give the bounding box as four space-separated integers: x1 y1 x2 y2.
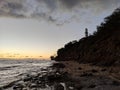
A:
0 62 69 90
56 61 120 90
1 61 120 90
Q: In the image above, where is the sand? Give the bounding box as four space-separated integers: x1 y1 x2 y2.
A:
56 61 120 90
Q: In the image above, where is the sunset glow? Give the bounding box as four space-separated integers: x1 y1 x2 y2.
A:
0 0 119 60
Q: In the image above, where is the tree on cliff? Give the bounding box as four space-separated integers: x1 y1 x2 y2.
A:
53 8 120 66
96 8 120 35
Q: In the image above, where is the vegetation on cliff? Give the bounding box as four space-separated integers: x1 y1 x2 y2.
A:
52 8 120 66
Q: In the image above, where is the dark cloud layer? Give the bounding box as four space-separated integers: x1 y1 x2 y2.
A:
61 0 80 8
0 0 119 24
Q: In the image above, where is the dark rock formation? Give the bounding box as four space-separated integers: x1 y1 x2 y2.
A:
52 63 65 68
54 83 64 90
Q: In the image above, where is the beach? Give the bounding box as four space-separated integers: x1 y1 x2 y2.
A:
0 60 120 90
54 61 120 90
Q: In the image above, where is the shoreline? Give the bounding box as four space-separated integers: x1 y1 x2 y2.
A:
1 61 120 90
53 61 120 90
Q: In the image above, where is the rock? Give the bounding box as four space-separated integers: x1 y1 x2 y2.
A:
35 80 42 84
78 67 82 70
76 86 83 90
0 87 3 90
23 82 29 86
41 68 47 71
54 83 64 90
38 76 45 82
39 83 46 88
88 84 96 88
23 76 32 82
112 81 120 86
47 74 57 82
22 88 27 90
69 86 74 90
80 72 93 77
91 69 98 73
31 77 38 83
13 84 24 90
13 86 20 90
47 73 62 82
101 68 107 71
52 63 65 68
31 88 37 90
30 83 38 88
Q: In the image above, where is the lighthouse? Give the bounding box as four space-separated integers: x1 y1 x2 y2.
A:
85 28 88 37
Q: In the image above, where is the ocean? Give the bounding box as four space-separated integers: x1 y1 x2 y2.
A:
0 59 54 88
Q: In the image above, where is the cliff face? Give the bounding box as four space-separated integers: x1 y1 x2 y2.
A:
54 8 120 66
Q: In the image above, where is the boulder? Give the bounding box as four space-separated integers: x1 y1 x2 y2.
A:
52 63 65 68
54 83 64 90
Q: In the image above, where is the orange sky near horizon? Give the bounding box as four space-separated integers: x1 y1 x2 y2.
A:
0 49 55 59
0 53 51 60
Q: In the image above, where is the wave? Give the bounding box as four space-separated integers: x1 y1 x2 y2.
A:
0 59 54 89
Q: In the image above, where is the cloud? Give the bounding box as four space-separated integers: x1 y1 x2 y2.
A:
60 0 80 8
0 0 119 24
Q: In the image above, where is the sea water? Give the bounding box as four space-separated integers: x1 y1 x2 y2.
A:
0 59 54 88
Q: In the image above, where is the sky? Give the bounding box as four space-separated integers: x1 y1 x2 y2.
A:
0 0 120 59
